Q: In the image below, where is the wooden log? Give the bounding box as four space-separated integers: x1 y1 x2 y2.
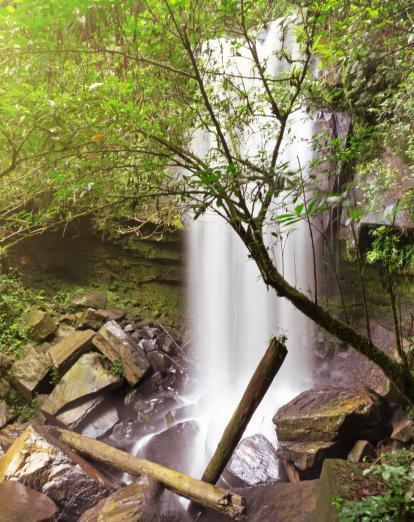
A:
58 428 246 520
201 337 287 484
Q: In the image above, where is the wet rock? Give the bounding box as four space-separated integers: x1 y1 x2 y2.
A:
71 291 107 310
93 321 150 386
76 308 106 331
223 434 279 487
274 386 385 443
146 350 169 375
24 310 57 341
79 476 159 522
0 424 115 521
56 395 105 430
0 481 58 521
200 480 318 522
347 440 377 463
277 440 349 472
42 353 122 415
11 347 51 399
81 404 120 439
391 417 414 443
48 329 95 374
0 401 9 429
140 420 199 473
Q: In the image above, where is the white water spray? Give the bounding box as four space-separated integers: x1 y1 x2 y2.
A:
187 19 318 478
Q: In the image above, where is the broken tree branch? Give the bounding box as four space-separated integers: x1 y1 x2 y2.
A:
58 428 246 520
201 337 287 484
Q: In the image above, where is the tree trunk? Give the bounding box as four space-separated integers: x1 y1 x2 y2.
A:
202 337 287 484
58 428 246 520
245 230 414 404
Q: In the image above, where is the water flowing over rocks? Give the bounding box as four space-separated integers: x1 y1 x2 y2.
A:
0 425 116 521
0 481 58 521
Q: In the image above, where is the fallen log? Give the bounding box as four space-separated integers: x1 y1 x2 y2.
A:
58 428 246 520
202 337 287 484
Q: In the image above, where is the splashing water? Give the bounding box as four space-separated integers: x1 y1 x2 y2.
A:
187 19 319 479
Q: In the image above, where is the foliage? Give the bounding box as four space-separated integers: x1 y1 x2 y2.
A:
0 270 46 358
109 358 125 377
337 449 414 522
9 399 37 421
367 226 414 274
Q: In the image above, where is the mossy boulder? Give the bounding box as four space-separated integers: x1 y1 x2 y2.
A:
24 310 57 341
273 386 386 443
277 440 350 472
11 347 51 399
41 353 122 415
79 476 159 521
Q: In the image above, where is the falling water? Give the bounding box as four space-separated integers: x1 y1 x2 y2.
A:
187 19 319 478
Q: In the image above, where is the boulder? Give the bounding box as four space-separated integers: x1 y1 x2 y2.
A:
0 422 27 455
79 476 159 522
0 481 58 521
24 310 57 341
140 421 199 473
277 440 349 472
48 329 95 374
0 424 115 521
93 321 151 386
314 459 385 522
347 440 377 463
95 309 126 322
200 480 318 522
223 434 279 487
273 386 385 443
0 401 9 429
81 404 120 439
56 395 105 430
53 323 76 342
76 308 106 331
0 377 10 399
42 353 122 415
391 417 414 443
11 347 51 399
71 290 107 309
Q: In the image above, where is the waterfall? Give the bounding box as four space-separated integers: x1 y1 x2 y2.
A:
187 19 318 478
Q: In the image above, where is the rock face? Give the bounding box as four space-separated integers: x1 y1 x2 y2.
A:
11 347 51 399
274 386 385 443
42 353 122 415
0 425 115 521
327 324 410 398
79 477 159 522
93 321 151 386
48 329 95 373
24 310 57 341
223 434 279 487
0 481 58 521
